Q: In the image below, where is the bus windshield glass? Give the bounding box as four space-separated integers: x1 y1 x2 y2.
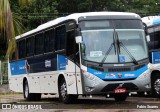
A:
79 20 148 63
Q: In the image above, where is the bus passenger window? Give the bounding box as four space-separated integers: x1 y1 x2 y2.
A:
26 36 34 57
18 40 26 59
66 30 75 57
44 29 54 53
55 26 66 51
35 33 44 55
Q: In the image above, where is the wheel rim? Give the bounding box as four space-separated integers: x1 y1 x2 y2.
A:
25 83 29 98
60 82 67 100
154 79 160 95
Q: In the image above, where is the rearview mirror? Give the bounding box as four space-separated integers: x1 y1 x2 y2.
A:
75 36 82 43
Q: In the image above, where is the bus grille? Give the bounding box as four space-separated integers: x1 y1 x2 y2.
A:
135 64 145 70
88 65 104 72
108 64 145 72
108 68 131 72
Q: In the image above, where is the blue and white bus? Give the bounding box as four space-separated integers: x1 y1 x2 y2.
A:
9 12 151 103
142 16 160 63
142 16 160 97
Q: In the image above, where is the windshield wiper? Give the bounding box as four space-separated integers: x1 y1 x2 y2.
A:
99 43 114 66
119 42 139 65
100 30 138 66
100 32 116 66
115 32 138 65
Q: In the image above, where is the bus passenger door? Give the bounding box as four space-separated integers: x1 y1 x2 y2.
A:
66 29 79 94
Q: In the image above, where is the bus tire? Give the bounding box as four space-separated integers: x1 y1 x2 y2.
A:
23 80 41 101
58 78 78 104
113 93 128 102
151 73 160 98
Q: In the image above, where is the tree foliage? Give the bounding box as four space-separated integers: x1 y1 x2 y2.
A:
0 0 160 58
0 0 33 58
0 0 16 57
13 0 58 31
57 0 160 15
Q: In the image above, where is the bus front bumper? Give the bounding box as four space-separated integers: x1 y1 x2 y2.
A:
82 69 151 94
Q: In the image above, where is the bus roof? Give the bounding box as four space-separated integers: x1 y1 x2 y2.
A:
142 16 160 27
16 12 140 40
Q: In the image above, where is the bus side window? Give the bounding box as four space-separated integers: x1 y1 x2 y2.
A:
26 36 34 57
66 30 75 57
18 39 26 59
44 29 54 53
35 33 44 55
55 26 66 52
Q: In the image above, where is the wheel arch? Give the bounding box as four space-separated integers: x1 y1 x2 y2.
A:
23 77 28 89
58 74 65 86
151 70 160 80
150 70 160 97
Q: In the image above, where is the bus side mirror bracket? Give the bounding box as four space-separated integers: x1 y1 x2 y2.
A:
75 36 82 43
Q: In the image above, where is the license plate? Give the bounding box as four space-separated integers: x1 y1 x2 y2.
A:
114 88 126 93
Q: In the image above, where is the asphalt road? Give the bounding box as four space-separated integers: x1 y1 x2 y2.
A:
1 94 160 112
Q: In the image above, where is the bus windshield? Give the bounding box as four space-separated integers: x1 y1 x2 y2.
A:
80 20 148 63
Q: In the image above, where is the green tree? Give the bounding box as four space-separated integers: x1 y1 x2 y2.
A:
0 0 15 57
0 0 32 58
57 0 160 16
57 0 132 12
57 0 79 13
13 0 58 31
125 0 160 16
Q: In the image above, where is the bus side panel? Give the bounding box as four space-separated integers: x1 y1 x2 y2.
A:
64 60 78 94
39 71 59 93
58 55 83 95
28 73 41 93
75 65 83 94
26 53 58 93
9 77 22 92
8 61 26 93
8 75 24 92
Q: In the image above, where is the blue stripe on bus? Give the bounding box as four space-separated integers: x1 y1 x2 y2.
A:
10 54 68 76
57 55 68 70
10 60 26 75
87 65 148 80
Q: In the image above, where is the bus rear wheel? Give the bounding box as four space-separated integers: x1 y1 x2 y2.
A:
58 78 78 104
23 80 41 101
151 74 160 98
113 93 128 102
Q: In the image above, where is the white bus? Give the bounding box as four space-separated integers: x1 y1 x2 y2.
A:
142 16 160 97
9 12 151 103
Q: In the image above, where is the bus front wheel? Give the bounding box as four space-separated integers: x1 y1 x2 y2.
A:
58 78 78 104
23 80 41 101
151 74 160 97
113 93 128 102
